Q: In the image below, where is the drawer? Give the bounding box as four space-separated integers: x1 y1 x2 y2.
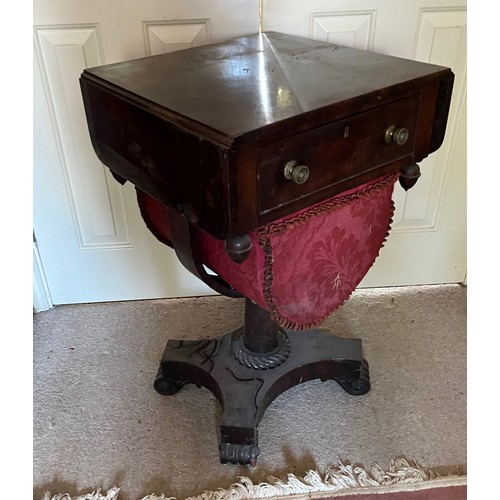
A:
257 96 419 216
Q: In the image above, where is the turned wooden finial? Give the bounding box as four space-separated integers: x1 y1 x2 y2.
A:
399 163 421 191
225 234 253 263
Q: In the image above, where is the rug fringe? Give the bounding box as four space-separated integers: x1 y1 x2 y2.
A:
185 458 443 500
41 487 122 500
40 458 465 500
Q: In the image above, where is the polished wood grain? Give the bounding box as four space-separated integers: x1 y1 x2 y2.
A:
81 31 453 238
257 95 420 219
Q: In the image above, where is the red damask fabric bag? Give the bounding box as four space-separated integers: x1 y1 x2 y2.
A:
137 174 396 330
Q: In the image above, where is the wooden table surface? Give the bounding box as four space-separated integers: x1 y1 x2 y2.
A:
80 32 453 238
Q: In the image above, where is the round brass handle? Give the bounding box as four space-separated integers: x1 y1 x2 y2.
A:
283 160 310 185
385 125 409 146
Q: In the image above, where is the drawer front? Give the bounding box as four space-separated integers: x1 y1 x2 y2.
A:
257 96 419 216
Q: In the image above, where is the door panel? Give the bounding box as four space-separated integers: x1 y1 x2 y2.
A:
372 5 467 286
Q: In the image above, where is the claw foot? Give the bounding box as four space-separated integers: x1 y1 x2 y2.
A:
219 442 261 466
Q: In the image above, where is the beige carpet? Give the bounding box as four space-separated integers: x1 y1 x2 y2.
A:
33 284 466 500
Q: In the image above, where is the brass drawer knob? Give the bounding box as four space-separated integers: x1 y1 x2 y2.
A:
283 160 310 185
385 125 409 146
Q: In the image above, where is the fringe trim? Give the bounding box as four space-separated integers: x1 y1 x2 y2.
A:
40 458 466 500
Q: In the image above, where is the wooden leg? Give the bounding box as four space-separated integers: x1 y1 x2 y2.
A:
154 299 370 465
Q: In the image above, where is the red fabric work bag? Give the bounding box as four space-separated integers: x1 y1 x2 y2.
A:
137 174 397 330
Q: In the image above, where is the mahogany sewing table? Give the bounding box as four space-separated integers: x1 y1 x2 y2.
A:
80 32 453 465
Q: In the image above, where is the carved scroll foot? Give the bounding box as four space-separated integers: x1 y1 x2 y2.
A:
335 358 371 395
154 364 190 395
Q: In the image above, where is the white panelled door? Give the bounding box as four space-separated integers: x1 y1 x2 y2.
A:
33 0 467 309
262 0 467 287
33 0 260 308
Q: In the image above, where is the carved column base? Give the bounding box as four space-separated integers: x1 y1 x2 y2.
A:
154 327 370 465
